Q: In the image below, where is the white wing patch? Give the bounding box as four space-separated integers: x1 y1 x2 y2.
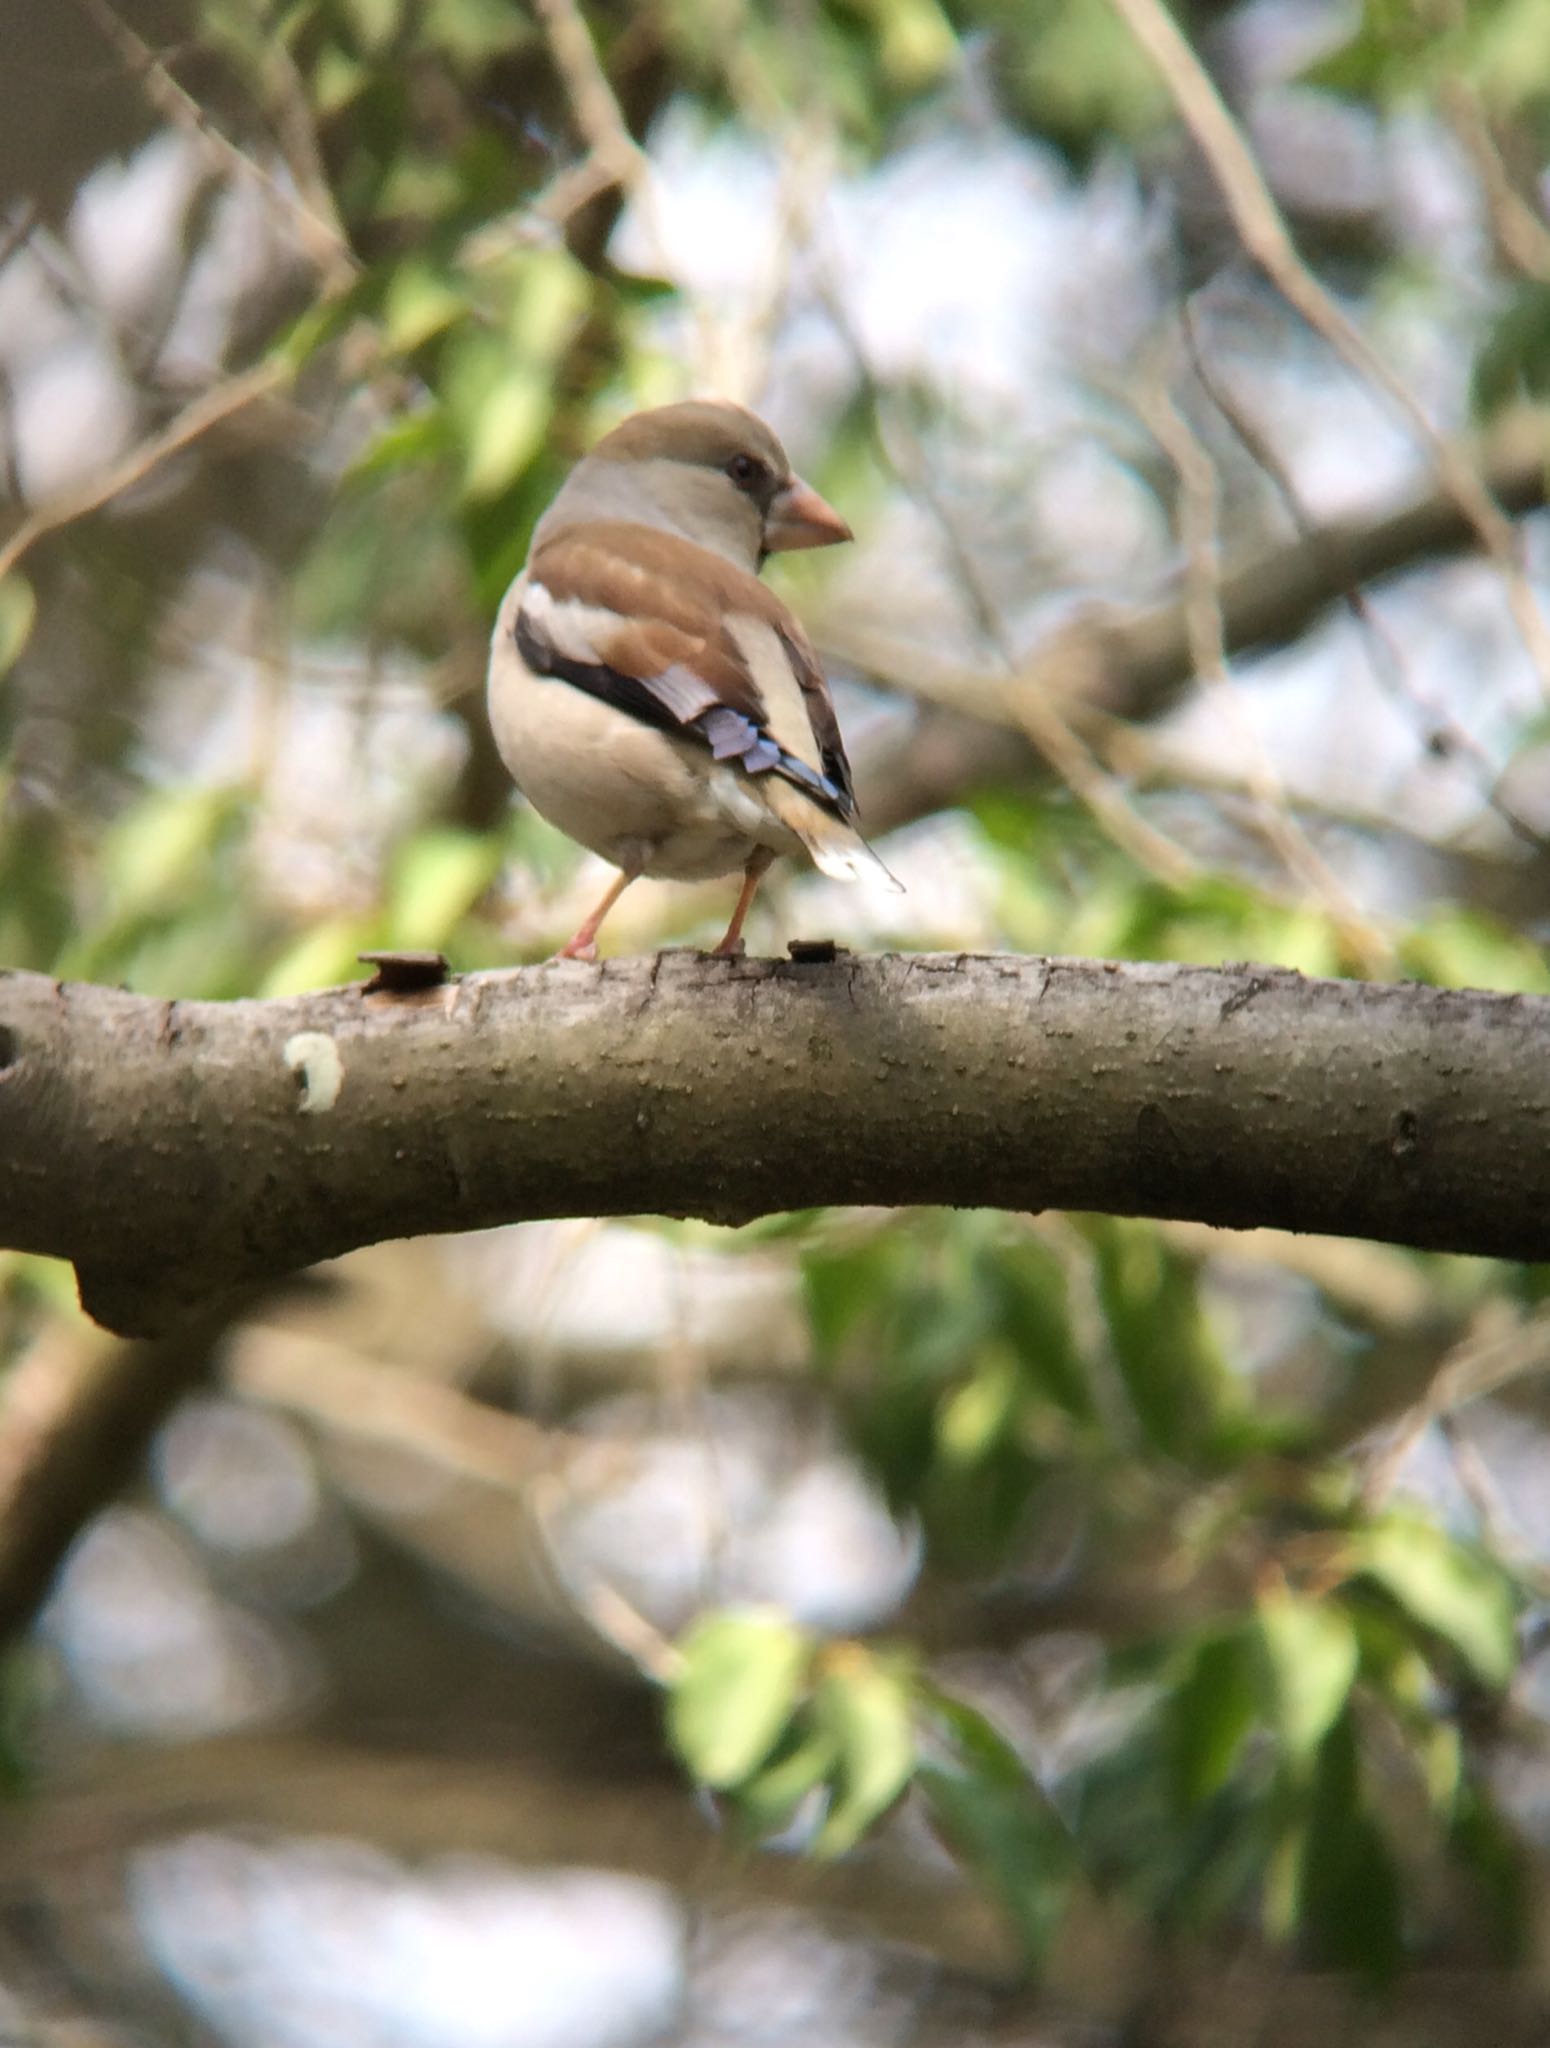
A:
520 579 626 666
521 579 722 722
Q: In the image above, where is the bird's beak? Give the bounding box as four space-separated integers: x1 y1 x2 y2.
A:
763 474 853 552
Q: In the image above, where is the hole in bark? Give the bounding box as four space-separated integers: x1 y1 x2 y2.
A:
1390 1108 1420 1159
0 1026 16 1073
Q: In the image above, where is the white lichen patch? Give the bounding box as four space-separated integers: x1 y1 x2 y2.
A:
283 1030 344 1113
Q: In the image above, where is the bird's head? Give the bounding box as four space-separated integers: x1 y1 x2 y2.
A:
544 400 852 571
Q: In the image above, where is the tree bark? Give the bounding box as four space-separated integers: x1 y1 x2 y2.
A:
2 952 1547 1336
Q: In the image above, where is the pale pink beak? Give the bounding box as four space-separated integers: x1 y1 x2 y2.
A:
763 474 853 552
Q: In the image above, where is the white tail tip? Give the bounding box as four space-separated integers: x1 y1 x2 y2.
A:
807 832 905 893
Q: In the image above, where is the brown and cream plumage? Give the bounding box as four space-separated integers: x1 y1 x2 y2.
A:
487 399 897 959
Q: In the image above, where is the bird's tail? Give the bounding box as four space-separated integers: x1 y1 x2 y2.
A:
764 782 904 892
804 824 904 891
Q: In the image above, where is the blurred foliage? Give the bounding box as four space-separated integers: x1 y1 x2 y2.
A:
1308 0 1550 114
2 0 1550 2018
661 1208 1535 1973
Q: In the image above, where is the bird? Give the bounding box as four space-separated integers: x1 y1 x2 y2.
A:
487 398 899 960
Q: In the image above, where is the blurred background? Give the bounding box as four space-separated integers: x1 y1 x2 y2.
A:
4 0 1550 2039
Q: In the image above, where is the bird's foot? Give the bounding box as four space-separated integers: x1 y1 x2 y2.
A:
710 935 747 959
555 936 600 962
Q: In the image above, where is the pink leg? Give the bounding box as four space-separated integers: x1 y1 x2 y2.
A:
711 851 774 957
557 868 637 960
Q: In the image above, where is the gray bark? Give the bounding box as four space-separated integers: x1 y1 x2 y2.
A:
2 952 1547 1336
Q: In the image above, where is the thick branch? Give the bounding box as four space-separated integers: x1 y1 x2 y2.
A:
2 953 1547 1336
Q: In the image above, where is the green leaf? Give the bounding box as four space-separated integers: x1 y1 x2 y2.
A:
918 1691 1073 1965
803 1228 898 1355
506 249 591 359
1450 1782 1531 1963
1090 1219 1235 1462
0 1646 47 1797
992 0 1169 149
1420 1717 1462 1815
260 915 380 998
310 42 366 114
735 1723 838 1840
845 0 958 89
383 260 468 353
991 1236 1094 1424
935 1346 1019 1464
1351 1517 1519 1688
1470 0 1550 100
1166 1626 1260 1807
460 365 548 500
346 406 449 485
91 788 240 930
811 1649 916 1856
0 576 35 676
1257 1592 1359 1765
668 1609 809 1790
340 0 400 52
386 828 501 948
1295 1708 1405 1979
1300 0 1414 99
270 281 366 373
1397 905 1550 995
1305 0 1550 110
436 0 532 66
444 329 551 502
923 1687 1032 1787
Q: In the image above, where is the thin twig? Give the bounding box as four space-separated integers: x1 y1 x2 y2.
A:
1361 1304 1550 1507
1436 1414 1527 1568
1180 304 1550 856
1136 343 1392 970
1441 80 1550 285
0 359 289 584
0 202 37 281
529 0 649 191
1106 721 1528 870
73 0 356 287
525 0 719 376
459 158 622 268
535 1528 684 1683
260 32 358 280
1104 0 1550 695
814 271 1201 889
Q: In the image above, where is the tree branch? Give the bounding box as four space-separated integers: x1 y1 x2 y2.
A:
4 1733 1020 1980
3 954 1547 1336
1104 0 1550 689
0 1309 229 1637
845 408 1550 835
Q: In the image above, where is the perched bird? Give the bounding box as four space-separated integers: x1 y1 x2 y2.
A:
487 399 898 959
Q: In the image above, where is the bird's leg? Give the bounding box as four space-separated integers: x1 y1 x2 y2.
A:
711 850 775 957
557 867 637 960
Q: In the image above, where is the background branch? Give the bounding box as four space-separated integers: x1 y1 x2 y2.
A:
845 408 1550 833
0 1307 231 1638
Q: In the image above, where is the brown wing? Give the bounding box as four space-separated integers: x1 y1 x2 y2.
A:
518 523 856 818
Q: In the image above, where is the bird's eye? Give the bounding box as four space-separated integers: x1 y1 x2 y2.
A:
726 452 763 489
